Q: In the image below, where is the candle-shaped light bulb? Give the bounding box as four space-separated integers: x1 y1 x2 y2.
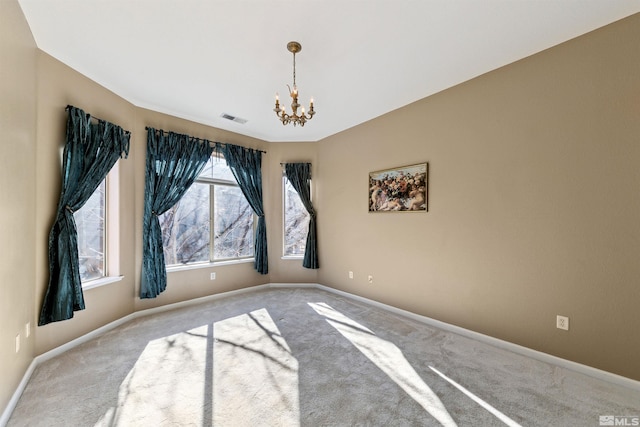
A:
276 93 279 102
302 106 305 114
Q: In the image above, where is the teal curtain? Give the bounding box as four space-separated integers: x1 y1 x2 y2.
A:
285 163 319 269
223 145 268 274
141 128 214 298
39 106 130 326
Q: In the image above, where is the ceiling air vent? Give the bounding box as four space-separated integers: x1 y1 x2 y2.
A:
221 113 247 124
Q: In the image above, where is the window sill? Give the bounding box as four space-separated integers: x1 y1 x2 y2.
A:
166 258 254 273
82 275 124 291
281 255 304 260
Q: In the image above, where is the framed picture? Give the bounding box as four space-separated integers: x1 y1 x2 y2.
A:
369 162 428 212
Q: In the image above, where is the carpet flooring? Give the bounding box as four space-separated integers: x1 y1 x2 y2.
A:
7 287 640 426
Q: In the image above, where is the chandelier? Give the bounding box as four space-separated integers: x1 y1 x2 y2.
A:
274 41 315 126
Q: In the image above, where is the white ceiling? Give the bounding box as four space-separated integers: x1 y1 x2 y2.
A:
18 1 640 142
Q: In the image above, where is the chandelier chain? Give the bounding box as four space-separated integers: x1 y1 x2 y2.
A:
292 51 296 87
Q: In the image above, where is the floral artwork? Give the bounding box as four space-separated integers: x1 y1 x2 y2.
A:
369 163 428 212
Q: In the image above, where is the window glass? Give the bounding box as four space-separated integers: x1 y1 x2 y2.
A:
199 155 236 181
159 155 254 266
160 183 210 265
214 185 254 260
75 179 105 281
283 176 310 257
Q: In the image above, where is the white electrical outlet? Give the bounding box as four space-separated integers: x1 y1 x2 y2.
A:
210 272 216 280
556 315 569 331
368 275 373 284
25 322 31 338
349 271 353 279
15 334 20 353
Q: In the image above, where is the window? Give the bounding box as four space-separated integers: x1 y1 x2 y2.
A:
74 179 106 282
159 155 254 266
283 174 310 257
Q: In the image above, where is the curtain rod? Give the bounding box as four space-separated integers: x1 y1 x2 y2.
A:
145 126 266 154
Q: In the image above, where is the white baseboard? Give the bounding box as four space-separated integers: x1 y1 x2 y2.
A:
35 284 273 364
3 282 639 426
312 283 640 393
0 359 37 427
1 283 270 426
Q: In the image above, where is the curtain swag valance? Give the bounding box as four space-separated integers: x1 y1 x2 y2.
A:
284 162 319 269
39 105 130 326
141 128 215 299
141 127 268 299
144 127 266 155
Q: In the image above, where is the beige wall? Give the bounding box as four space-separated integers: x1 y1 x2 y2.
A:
0 0 37 413
317 13 640 380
